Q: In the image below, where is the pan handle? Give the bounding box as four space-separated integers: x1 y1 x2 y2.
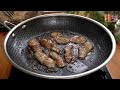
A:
3 21 16 31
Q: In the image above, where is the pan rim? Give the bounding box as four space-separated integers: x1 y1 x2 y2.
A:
4 13 116 79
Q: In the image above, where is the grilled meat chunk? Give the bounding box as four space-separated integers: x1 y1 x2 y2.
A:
83 41 94 51
64 45 73 63
78 47 87 59
28 38 40 46
39 38 60 53
49 51 65 68
54 36 70 44
28 38 41 52
34 51 56 68
51 32 69 44
28 38 56 68
78 41 94 59
70 36 87 44
51 32 63 37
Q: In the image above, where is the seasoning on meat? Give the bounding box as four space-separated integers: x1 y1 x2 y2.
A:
83 41 94 51
49 51 65 68
28 38 40 46
34 51 56 68
51 32 69 44
70 36 87 44
28 38 41 52
28 38 56 68
39 38 60 53
51 32 63 37
64 45 73 63
78 41 94 59
54 37 70 44
78 47 87 59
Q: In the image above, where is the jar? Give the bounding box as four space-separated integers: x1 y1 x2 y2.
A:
104 14 108 22
108 14 111 22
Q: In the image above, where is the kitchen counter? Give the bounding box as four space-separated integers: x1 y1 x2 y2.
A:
0 31 120 79
0 32 12 79
106 43 120 79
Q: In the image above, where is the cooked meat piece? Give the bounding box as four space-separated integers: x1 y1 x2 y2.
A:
78 47 87 59
54 36 70 44
34 51 56 68
64 45 73 63
78 41 94 59
30 45 41 52
28 38 40 46
51 32 69 44
70 36 87 44
28 38 56 68
83 41 94 51
49 51 65 68
39 38 60 53
28 38 41 52
50 32 63 38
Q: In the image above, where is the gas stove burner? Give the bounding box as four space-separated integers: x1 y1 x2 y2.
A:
9 66 112 79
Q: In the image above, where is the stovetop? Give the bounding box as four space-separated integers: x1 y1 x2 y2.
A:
9 66 112 79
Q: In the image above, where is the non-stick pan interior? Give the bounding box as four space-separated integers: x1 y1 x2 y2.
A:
5 15 112 76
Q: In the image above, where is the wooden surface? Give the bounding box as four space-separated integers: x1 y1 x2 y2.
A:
0 32 12 79
106 43 120 79
0 31 120 79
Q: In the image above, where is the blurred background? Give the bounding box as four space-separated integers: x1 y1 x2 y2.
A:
0 11 120 43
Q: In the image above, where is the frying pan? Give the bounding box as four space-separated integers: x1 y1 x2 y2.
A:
3 14 116 79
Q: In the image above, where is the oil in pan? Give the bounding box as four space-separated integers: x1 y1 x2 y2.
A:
25 30 94 76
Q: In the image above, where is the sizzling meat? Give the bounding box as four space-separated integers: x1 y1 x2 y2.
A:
34 51 56 68
83 41 94 51
64 45 73 63
28 32 94 69
51 32 63 37
70 36 87 44
28 38 56 68
78 47 87 59
28 38 40 46
49 51 65 68
28 38 41 52
51 32 69 44
78 41 94 59
39 38 60 53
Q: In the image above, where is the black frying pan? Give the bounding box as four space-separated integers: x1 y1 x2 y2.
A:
3 14 116 79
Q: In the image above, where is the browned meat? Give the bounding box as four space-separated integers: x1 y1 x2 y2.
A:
28 38 56 68
28 32 94 69
28 38 40 46
70 36 87 44
34 51 56 68
64 45 73 63
49 51 65 68
54 37 70 44
78 41 94 59
28 38 41 52
51 32 63 38
83 41 94 51
30 45 41 52
78 47 87 59
39 38 60 53
50 32 69 44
